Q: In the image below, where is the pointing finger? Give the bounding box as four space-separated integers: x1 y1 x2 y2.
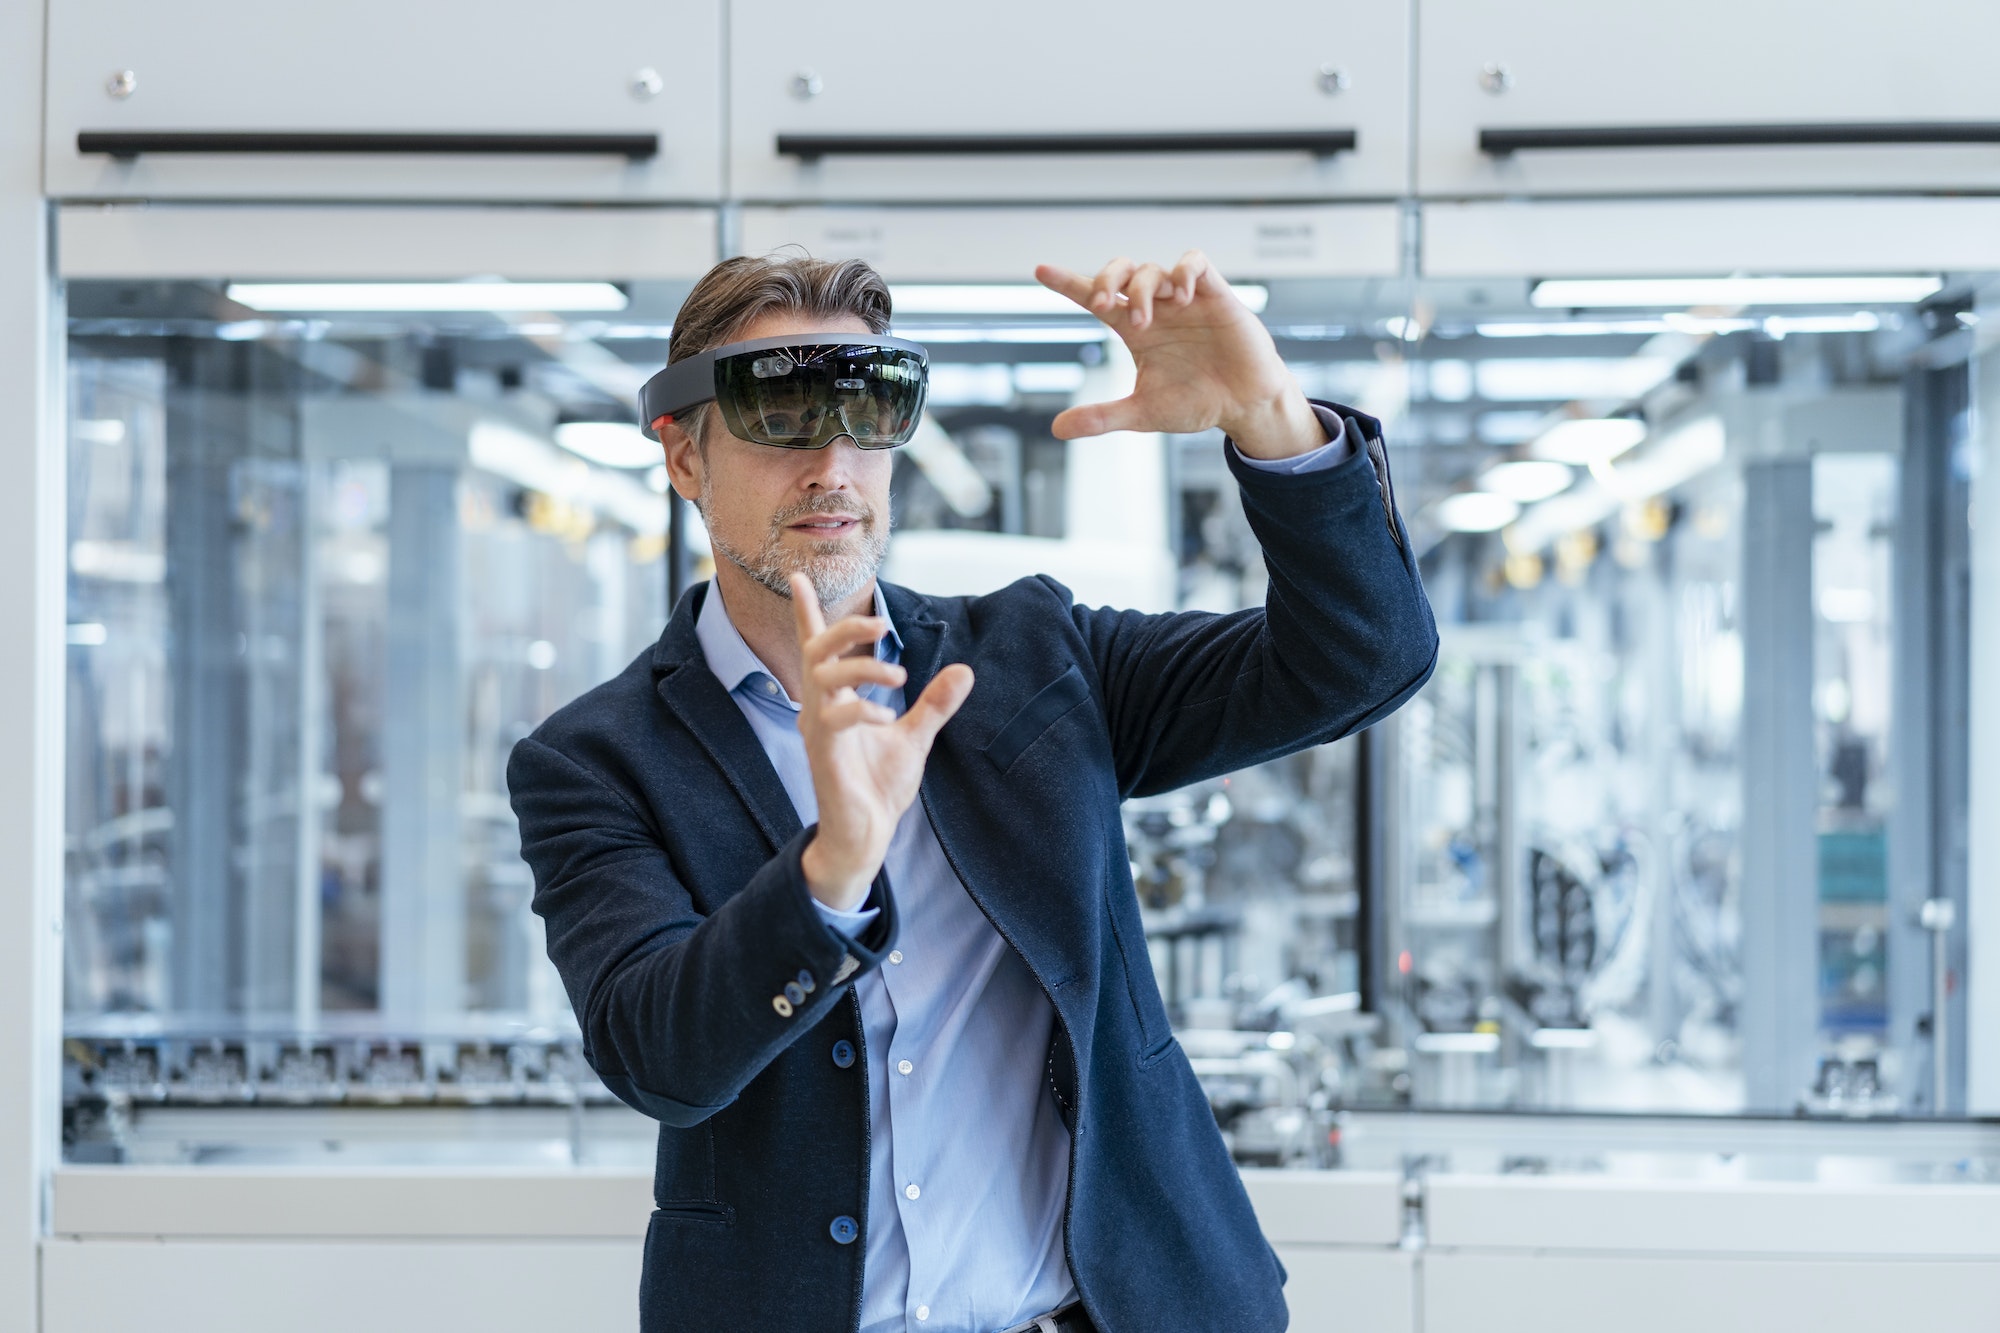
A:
1034 263 1096 312
789 573 826 645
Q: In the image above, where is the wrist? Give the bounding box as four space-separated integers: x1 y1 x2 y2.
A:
1221 388 1325 462
801 837 872 912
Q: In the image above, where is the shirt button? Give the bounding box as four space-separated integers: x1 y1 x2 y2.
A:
916 1307 930 1322
831 1040 856 1069
764 680 778 695
897 1059 912 1076
829 1215 858 1245
905 1183 920 1200
888 950 904 965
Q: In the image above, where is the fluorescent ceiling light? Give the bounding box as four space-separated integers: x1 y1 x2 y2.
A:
1433 492 1521 534
1477 319 1678 338
1764 312 1882 337
1475 357 1676 403
891 282 1268 316
226 281 629 312
1591 416 1726 503
1479 459 1574 503
469 420 664 535
1508 416 1726 553
553 421 661 470
893 325 1108 345
1530 275 1941 309
1532 418 1647 465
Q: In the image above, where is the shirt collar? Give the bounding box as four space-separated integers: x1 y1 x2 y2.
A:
695 577 902 699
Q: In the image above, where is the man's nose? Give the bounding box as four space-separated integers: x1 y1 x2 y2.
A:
799 436 867 489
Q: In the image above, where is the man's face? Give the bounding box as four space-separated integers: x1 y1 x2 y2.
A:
667 311 895 610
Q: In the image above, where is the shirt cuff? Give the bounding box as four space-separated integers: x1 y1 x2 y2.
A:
812 898 882 936
1226 403 1351 475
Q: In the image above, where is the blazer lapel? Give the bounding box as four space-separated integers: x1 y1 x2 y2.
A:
652 583 805 854
884 581 948 709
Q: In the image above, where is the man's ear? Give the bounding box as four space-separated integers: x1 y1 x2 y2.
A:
658 416 704 503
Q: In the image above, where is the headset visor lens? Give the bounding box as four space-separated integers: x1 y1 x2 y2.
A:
713 343 928 449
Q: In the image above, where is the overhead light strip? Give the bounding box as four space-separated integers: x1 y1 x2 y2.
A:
1530 275 1941 309
890 282 1269 316
226 281 630 312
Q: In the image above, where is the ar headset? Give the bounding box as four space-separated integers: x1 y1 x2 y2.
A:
639 334 930 450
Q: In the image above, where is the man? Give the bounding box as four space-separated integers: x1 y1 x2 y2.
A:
507 249 1436 1332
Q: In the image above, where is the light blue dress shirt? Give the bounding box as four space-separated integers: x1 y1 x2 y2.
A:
693 421 1348 1333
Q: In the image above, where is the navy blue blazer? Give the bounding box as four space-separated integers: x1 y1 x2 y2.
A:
508 402 1437 1332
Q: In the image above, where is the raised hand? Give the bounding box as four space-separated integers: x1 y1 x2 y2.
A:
1034 249 1325 459
790 573 975 911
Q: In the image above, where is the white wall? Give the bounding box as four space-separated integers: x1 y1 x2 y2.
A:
0 0 59 1329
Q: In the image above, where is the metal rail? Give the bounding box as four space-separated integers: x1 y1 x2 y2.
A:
776 129 1357 160
1481 122 2000 155
77 131 660 160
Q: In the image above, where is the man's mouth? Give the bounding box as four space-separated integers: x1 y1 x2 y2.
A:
788 515 862 535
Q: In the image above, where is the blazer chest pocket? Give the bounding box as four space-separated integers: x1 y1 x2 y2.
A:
984 665 1091 772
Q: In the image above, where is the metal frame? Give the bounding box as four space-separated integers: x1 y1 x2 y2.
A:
1737 458 1821 1112
1891 358 1973 1113
1970 314 2000 1112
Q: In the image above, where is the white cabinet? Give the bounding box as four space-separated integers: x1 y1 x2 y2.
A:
1418 0 2000 198
45 0 722 201
728 0 1408 203
736 205 1403 282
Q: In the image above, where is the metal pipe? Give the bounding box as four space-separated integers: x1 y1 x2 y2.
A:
1921 897 1957 1114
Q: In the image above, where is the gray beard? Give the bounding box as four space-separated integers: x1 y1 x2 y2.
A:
701 484 890 610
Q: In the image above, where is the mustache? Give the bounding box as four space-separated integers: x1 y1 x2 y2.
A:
772 493 876 528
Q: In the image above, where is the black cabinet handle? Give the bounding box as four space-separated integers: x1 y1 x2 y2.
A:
1481 123 2000 155
78 131 659 161
776 130 1356 160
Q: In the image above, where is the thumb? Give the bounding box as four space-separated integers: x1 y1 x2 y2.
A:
1051 395 1145 440
899 663 975 748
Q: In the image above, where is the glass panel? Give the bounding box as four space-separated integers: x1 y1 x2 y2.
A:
59 265 1980 1171
63 283 676 1163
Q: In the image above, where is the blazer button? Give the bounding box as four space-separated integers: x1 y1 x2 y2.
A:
796 968 816 995
831 1040 856 1069
784 981 806 1006
772 995 794 1018
829 1215 859 1245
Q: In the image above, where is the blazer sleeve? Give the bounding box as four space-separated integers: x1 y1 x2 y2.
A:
508 735 896 1127
1060 400 1438 800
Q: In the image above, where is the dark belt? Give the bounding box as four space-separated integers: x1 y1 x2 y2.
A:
1052 1306 1095 1333
1000 1302 1097 1333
